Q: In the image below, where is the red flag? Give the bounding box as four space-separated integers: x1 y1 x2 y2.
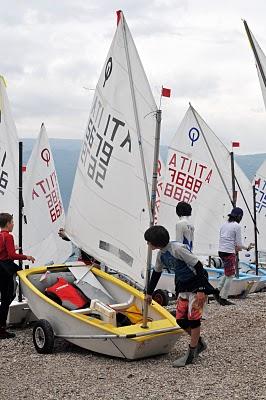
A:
161 87 171 97
22 165 26 172
232 141 240 148
116 10 122 26
255 178 261 187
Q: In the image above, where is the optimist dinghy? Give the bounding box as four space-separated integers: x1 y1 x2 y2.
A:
18 11 183 358
18 264 180 359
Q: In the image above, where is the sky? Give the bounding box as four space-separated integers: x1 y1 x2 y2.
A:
1 0 266 155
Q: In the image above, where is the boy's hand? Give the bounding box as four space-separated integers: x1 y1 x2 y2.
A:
247 243 255 251
26 256 35 263
145 294 153 304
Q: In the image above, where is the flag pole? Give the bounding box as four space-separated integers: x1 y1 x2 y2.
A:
230 150 240 278
230 151 237 207
159 86 162 109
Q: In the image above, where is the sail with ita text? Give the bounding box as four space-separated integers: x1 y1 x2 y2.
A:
65 10 158 286
158 104 254 256
23 123 72 266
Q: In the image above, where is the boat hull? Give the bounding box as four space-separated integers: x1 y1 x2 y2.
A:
19 265 181 359
159 267 265 297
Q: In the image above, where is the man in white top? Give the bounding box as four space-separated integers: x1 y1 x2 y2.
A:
217 207 253 306
176 202 195 252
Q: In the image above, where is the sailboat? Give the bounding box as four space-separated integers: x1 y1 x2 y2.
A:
157 104 265 296
19 11 181 359
23 123 72 266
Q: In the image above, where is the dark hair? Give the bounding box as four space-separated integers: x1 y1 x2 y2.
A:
176 201 192 217
0 213 13 228
228 207 243 223
144 225 170 248
228 215 242 223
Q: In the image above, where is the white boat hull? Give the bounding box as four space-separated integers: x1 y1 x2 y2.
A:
19 265 181 359
159 267 265 297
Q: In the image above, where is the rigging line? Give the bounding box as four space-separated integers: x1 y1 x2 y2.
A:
234 175 259 234
121 14 153 221
243 20 266 90
189 103 234 206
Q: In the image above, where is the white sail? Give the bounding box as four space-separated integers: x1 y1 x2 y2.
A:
65 11 157 285
23 124 72 266
243 20 266 110
0 76 19 240
158 105 254 256
254 160 266 252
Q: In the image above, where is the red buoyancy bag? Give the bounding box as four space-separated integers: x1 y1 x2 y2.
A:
45 277 87 310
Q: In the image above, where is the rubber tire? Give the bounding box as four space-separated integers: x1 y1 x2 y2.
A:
33 319 55 354
152 289 169 306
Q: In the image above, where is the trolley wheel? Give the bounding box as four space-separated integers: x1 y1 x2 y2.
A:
33 319 55 354
152 289 169 306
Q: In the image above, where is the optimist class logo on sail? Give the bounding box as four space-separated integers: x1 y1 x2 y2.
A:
31 148 63 223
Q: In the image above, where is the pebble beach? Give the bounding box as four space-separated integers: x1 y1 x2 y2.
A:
1 292 266 400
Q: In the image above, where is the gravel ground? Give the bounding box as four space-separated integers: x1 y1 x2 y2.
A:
1 292 266 400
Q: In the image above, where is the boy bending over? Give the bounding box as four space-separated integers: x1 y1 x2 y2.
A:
145 225 215 367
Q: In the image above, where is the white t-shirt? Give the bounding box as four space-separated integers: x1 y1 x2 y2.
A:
175 216 194 252
218 221 243 253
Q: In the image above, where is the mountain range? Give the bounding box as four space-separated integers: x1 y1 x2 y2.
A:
22 138 266 210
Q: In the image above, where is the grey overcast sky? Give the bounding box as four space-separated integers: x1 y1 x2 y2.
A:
1 0 266 154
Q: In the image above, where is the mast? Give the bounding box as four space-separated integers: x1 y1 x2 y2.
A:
252 185 259 275
120 11 160 327
230 150 240 278
230 152 237 206
243 20 266 89
142 109 162 328
18 141 23 302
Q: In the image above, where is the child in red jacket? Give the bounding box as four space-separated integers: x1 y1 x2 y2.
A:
0 213 35 339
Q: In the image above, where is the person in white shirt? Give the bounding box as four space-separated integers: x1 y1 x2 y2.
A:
217 207 253 306
175 202 195 252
